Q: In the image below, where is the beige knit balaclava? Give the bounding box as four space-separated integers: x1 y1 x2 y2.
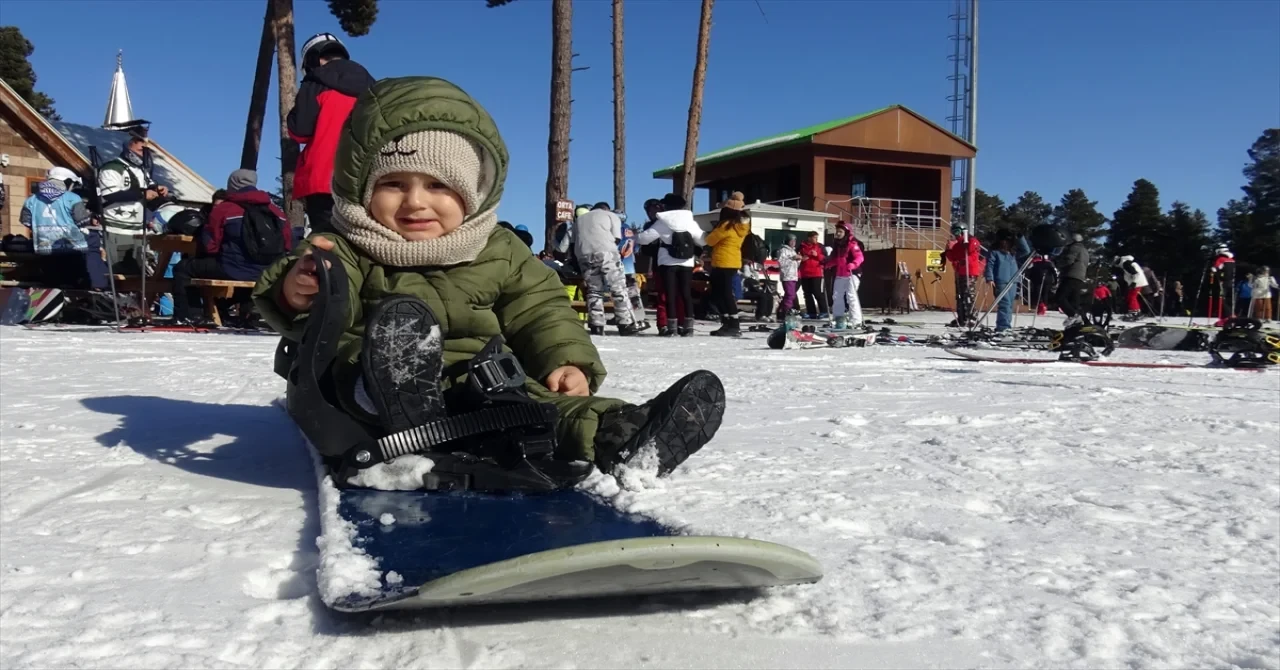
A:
332 129 499 268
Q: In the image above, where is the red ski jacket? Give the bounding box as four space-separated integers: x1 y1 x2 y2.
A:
287 59 374 201
942 235 984 277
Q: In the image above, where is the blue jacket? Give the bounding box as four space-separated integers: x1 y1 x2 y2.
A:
984 236 1032 285
20 181 89 254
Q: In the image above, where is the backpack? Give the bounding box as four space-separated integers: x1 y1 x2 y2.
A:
741 232 767 264
666 230 697 260
166 209 206 236
240 204 289 264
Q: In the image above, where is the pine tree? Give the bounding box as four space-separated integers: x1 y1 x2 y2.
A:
1005 191 1052 236
0 26 58 120
1051 188 1108 254
1239 129 1280 268
1158 202 1213 288
1106 179 1164 261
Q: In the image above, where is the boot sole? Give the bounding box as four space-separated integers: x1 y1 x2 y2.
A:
629 370 726 476
361 297 445 435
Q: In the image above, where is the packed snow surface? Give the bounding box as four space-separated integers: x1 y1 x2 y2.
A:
2 315 1278 669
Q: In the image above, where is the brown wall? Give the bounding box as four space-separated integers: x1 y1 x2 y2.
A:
0 115 58 238
813 107 975 158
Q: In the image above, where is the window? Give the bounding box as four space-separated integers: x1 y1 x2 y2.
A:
851 174 868 198
27 175 43 196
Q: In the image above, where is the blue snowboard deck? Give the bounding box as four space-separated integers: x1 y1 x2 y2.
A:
328 486 823 612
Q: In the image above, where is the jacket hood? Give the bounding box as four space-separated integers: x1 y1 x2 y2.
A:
35 180 67 203
306 59 375 97
332 76 508 216
225 189 274 206
656 209 698 230
836 220 853 236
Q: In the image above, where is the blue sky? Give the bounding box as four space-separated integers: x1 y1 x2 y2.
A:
8 0 1279 249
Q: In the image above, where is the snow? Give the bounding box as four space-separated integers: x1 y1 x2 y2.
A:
2 315 1279 669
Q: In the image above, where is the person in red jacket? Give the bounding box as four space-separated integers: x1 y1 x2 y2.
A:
287 33 375 236
938 223 982 327
798 230 827 318
172 169 292 324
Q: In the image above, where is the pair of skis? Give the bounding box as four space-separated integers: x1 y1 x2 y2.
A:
942 347 1265 371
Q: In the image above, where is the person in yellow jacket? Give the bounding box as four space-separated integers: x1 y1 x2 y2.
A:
704 192 750 337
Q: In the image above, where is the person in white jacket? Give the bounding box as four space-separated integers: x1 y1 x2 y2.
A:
635 193 705 336
1251 267 1278 321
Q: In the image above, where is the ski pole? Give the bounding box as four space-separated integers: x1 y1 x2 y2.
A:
1187 261 1209 328
970 254 1035 333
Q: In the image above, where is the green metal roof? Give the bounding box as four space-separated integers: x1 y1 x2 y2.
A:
652 104 974 178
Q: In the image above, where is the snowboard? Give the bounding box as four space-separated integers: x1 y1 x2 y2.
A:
767 325 877 350
942 347 1264 371
1115 324 1211 351
319 478 824 613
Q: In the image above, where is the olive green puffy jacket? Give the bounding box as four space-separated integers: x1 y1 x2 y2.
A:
252 76 624 459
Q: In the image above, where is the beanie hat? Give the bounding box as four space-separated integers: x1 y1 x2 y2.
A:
227 168 257 191
723 191 746 211
331 130 500 268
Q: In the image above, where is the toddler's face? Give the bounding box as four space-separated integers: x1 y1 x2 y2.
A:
368 172 466 241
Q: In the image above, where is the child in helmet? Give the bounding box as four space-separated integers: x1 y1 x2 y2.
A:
254 77 725 485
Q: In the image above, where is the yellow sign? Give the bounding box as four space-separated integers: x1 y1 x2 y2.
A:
926 250 944 270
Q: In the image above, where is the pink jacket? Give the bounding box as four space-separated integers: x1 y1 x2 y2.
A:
824 222 864 278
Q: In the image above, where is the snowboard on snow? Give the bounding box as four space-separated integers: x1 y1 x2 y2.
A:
767 324 877 350
942 347 1264 371
1114 324 1212 351
318 476 824 613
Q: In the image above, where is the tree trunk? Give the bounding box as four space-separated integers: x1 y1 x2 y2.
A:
271 0 304 227
545 0 573 253
240 0 275 171
680 0 714 208
611 0 625 215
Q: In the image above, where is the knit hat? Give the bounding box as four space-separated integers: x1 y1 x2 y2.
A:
331 129 500 267
723 191 746 211
227 168 257 191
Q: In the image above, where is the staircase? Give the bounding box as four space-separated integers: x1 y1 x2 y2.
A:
819 198 947 251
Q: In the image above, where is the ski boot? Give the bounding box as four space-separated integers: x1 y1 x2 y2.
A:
593 370 726 477
1051 322 1114 362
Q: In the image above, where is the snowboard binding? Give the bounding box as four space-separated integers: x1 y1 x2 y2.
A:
277 248 590 494
1209 318 1280 368
1051 323 1114 362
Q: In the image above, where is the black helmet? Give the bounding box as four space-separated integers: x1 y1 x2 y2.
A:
301 33 350 71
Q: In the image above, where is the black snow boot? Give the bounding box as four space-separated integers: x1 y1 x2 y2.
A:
677 318 696 337
360 296 446 434
659 324 676 337
593 370 726 477
709 315 742 337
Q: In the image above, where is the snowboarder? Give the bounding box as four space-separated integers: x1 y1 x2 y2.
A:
574 202 641 336
288 33 375 235
1054 233 1090 327
254 76 725 488
939 223 982 327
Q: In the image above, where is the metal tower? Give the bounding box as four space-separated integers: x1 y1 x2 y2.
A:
946 0 977 231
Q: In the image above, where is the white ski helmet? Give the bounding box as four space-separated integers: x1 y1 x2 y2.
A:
47 166 81 185
300 33 350 71
1215 246 1233 258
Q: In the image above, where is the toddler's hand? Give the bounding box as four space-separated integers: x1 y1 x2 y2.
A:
281 236 336 313
545 366 589 397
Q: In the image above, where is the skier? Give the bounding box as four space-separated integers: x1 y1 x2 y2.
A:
288 33 375 235
939 223 982 327
823 221 864 329
1208 246 1236 325
254 77 725 488
983 230 1032 332
1113 255 1148 320
1054 233 1090 327
97 131 163 274
1025 251 1059 316
1090 282 1113 327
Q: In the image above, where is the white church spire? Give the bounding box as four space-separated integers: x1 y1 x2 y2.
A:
103 50 135 129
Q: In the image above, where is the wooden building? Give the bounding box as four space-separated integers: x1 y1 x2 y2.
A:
653 105 980 311
0 78 213 239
